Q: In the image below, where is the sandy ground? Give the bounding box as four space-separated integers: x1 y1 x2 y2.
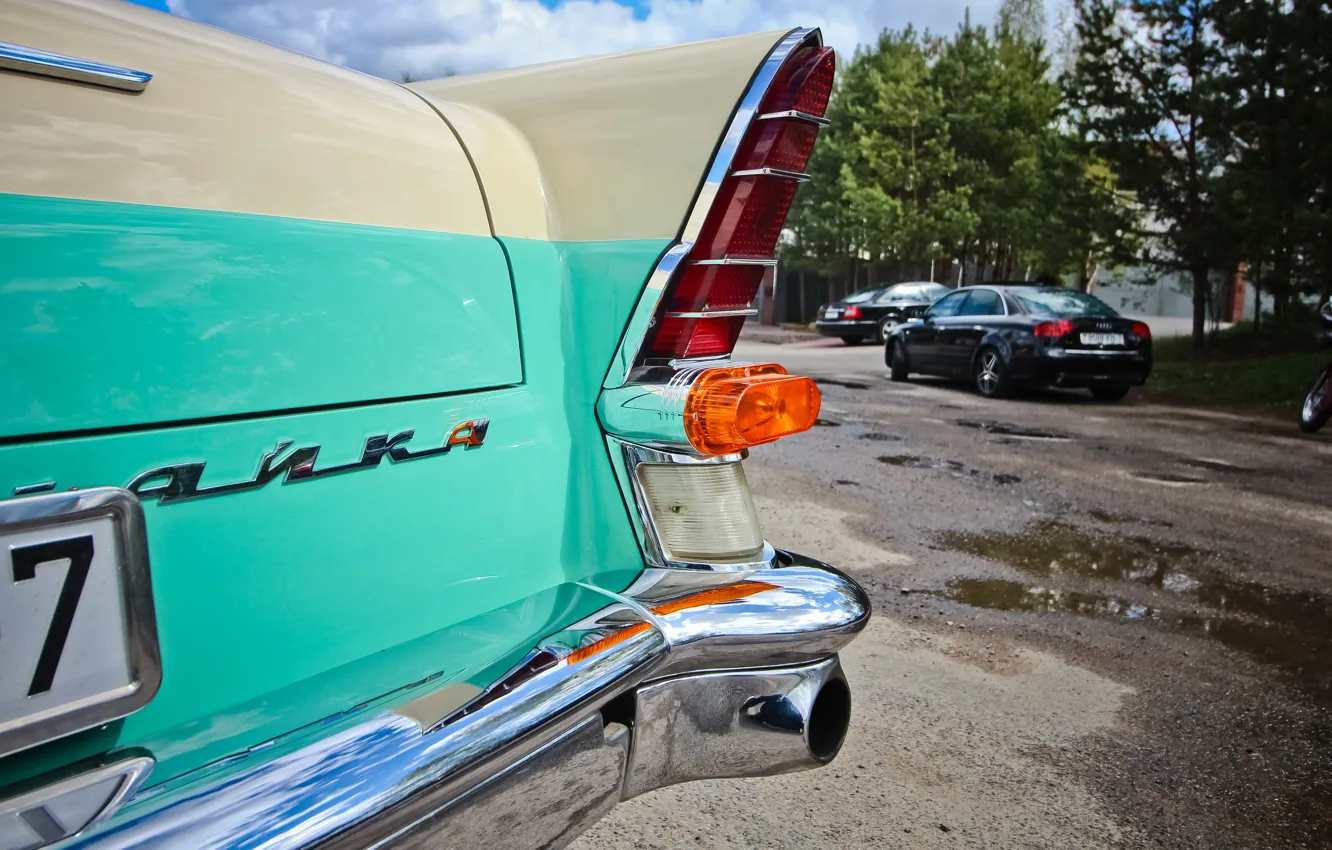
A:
571 339 1332 850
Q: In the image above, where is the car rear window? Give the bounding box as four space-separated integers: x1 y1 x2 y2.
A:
922 284 950 301
844 288 885 304
1012 289 1118 317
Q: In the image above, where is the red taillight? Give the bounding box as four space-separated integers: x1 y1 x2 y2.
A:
692 175 801 260
1034 319 1075 338
651 315 747 360
1130 321 1151 340
843 305 862 320
642 40 835 362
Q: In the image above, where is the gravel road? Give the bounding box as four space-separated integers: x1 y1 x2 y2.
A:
571 338 1332 850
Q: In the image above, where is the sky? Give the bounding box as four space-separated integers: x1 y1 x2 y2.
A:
121 0 1005 82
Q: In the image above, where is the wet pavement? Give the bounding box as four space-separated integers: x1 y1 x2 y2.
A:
679 338 1330 849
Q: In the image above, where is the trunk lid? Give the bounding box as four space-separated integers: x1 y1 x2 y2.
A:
1058 316 1146 352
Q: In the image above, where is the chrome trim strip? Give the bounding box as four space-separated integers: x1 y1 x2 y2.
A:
0 42 151 92
0 488 162 759
664 309 758 319
1 755 154 848
729 167 810 182
1046 348 1149 358
12 481 56 497
67 555 868 850
757 109 831 127
605 243 694 389
692 258 779 267
603 27 820 390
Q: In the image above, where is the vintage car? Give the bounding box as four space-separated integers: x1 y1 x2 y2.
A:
0 1 869 848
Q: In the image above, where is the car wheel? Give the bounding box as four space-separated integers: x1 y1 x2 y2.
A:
973 347 1011 398
1090 385 1131 402
1299 364 1332 434
876 317 899 344
888 340 909 382
842 337 865 346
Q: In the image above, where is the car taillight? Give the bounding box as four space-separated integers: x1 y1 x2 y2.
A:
642 42 836 361
1034 319 1074 338
1130 321 1151 340
842 304 862 320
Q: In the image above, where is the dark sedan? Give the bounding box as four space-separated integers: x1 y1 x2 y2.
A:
883 284 1152 401
816 282 951 345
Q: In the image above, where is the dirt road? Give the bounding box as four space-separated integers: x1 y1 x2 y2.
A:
571 338 1332 850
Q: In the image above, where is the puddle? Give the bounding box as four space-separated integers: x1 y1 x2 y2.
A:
938 520 1202 585
939 579 1161 620
859 432 902 442
814 418 842 427
954 419 1072 441
1129 471 1208 485
814 377 871 390
934 521 1332 688
1088 509 1174 528
877 454 925 467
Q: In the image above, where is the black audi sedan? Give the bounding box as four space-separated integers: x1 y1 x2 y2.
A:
883 283 1152 401
816 281 952 345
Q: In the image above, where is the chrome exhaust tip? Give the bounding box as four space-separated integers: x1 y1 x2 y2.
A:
621 656 850 799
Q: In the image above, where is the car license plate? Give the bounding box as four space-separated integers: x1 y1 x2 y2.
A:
1080 333 1124 346
0 489 160 757
824 309 839 319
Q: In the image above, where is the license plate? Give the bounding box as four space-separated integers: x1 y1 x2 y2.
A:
1080 333 1124 346
0 489 160 757
824 309 839 319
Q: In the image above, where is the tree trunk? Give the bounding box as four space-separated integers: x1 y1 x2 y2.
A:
798 269 807 323
1251 271 1261 332
1190 264 1208 349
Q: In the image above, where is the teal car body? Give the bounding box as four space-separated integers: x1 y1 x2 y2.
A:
0 2 868 848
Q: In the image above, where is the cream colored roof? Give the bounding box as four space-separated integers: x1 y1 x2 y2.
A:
414 30 788 242
0 0 489 235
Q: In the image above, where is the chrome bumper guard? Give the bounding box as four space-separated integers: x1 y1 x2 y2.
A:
69 552 868 850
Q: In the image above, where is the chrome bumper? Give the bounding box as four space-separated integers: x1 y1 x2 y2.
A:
71 551 869 850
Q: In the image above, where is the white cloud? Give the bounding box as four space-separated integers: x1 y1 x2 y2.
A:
168 0 1003 81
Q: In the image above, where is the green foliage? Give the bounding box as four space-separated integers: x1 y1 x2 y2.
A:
839 28 974 262
1065 0 1332 346
1147 323 1328 411
784 2 1137 292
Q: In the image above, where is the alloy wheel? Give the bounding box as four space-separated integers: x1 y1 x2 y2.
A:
1304 371 1330 423
977 352 1001 395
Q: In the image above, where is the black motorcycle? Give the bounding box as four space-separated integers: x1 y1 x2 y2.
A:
1299 298 1332 433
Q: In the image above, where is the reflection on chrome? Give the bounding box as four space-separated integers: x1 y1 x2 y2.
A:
67 551 869 850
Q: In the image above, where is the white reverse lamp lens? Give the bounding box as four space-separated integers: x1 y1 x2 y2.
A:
636 461 765 564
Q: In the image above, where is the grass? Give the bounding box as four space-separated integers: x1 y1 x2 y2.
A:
1142 321 1328 414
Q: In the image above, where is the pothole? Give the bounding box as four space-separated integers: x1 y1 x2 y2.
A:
877 455 1021 486
1088 509 1175 528
858 432 902 442
932 521 1332 689
1129 471 1208 486
954 419 1072 441
814 377 871 390
814 418 842 427
1179 458 1248 473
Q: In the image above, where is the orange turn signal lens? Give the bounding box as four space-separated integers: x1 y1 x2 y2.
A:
683 363 821 455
